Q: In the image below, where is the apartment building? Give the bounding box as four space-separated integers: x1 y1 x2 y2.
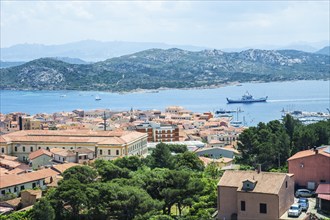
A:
135 121 179 142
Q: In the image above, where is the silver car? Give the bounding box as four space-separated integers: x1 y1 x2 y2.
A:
288 204 302 217
295 189 314 198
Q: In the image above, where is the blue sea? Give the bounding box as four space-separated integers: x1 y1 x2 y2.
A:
0 80 329 126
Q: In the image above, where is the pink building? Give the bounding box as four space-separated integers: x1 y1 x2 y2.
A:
217 170 294 220
287 146 330 188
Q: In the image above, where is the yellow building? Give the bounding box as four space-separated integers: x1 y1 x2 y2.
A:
0 130 148 162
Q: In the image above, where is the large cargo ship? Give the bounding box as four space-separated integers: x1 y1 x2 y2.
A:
227 92 268 104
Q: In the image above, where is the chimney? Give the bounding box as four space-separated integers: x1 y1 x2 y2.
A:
75 152 79 163
19 116 23 130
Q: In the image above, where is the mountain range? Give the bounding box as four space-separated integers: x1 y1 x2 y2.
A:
1 40 329 62
1 48 329 92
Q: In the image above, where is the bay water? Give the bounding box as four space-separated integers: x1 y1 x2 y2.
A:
0 80 329 126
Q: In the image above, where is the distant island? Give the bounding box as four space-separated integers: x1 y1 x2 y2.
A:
0 48 329 92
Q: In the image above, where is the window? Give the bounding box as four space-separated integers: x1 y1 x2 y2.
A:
1 148 4 153
15 146 18 152
1 190 5 195
100 150 103 155
32 183 36 188
286 181 288 188
14 187 17 192
30 146 33 152
20 185 25 191
38 147 41 149
241 201 246 211
46 147 49 150
260 203 267 214
116 150 119 155
23 146 25 152
108 150 111 155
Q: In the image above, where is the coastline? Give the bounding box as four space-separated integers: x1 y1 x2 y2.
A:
0 79 328 95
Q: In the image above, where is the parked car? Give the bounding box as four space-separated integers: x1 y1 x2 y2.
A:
298 197 309 211
288 204 302 217
295 189 315 198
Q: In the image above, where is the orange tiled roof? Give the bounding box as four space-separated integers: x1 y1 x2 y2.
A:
29 149 52 160
1 130 147 146
51 163 81 174
218 170 292 195
0 169 59 189
287 146 330 161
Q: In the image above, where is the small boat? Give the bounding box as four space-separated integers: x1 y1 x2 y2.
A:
60 94 66 97
95 95 101 101
227 91 267 104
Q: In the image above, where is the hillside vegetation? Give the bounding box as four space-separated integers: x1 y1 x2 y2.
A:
1 48 329 92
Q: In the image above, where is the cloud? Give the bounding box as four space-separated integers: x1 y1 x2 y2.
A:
0 1 329 48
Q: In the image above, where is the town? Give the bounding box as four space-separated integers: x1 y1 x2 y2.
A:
0 106 329 219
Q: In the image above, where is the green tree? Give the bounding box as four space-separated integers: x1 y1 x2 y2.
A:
113 156 143 171
62 165 98 184
150 143 174 169
95 160 130 181
55 178 88 218
30 199 55 220
174 151 204 171
167 144 188 153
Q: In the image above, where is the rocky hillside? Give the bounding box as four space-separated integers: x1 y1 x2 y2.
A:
315 46 330 56
1 48 329 92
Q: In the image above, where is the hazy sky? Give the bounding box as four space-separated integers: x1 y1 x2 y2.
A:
1 1 329 49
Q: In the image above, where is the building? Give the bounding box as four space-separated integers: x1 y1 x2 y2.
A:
52 148 94 163
217 170 294 220
28 149 53 169
0 130 148 161
0 168 59 197
135 122 179 142
315 184 330 213
287 146 330 189
21 189 42 208
195 146 239 159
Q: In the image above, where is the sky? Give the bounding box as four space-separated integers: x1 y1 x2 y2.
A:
0 1 329 49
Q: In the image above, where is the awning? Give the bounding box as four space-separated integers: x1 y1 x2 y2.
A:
318 194 330 201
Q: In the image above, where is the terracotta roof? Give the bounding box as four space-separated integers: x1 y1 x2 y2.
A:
5 168 25 175
0 198 21 207
0 169 59 189
316 184 330 194
1 130 147 146
51 163 81 174
218 170 292 195
287 146 330 161
318 194 330 201
0 158 22 169
22 189 42 198
29 149 52 160
0 136 7 143
0 155 18 161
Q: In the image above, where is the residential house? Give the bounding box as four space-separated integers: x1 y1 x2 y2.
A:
315 184 330 213
217 170 294 220
0 168 59 197
28 149 53 169
20 189 42 208
52 148 94 163
287 146 330 189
